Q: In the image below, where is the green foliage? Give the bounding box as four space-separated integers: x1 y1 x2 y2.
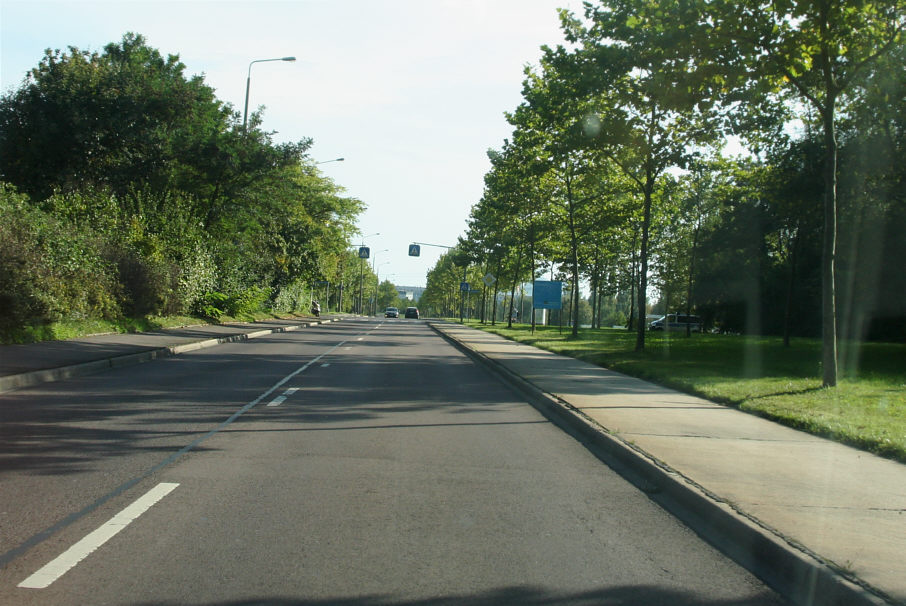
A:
226 285 272 318
444 0 906 374
272 280 309 314
195 292 229 321
0 33 363 335
0 184 119 337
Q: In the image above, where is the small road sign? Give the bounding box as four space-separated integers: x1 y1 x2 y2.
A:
482 273 496 287
460 281 470 292
408 244 421 257
358 246 370 259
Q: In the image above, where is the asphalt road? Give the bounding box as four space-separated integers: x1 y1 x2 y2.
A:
0 318 786 605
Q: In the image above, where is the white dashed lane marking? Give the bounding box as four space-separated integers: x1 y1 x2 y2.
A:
19 483 180 589
267 387 300 407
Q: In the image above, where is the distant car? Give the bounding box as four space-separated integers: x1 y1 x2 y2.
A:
404 307 419 319
384 307 399 318
649 313 703 332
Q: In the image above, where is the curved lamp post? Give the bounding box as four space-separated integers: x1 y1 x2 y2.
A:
243 56 296 132
316 158 345 165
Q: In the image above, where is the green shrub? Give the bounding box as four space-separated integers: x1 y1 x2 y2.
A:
272 280 308 313
195 291 229 321
226 285 272 317
0 184 119 336
108 245 170 317
171 243 218 315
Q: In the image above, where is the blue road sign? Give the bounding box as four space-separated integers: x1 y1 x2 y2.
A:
532 281 563 309
358 246 370 259
460 281 470 292
408 244 421 257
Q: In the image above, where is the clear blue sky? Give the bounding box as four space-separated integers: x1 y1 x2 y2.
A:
1 0 582 287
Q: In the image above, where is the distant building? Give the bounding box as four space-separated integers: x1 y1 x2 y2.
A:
396 286 425 302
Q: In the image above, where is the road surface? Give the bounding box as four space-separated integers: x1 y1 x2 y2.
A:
0 318 785 605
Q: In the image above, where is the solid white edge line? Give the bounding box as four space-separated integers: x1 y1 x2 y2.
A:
18 483 180 589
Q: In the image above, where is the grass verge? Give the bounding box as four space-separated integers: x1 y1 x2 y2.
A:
0 311 319 345
473 321 906 464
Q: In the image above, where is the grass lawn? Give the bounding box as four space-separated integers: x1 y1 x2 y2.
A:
473 321 906 463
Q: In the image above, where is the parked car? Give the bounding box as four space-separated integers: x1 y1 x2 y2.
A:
384 307 399 318
404 307 419 319
649 313 703 332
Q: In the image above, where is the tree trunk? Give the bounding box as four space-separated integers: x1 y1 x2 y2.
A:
821 104 838 386
685 217 700 337
507 251 522 328
636 186 653 352
565 166 581 337
628 225 638 331
491 258 502 325
782 226 800 348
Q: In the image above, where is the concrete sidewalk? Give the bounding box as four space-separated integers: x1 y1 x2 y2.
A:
432 321 905 606
0 315 343 393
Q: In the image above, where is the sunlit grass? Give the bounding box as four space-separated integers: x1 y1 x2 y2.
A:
2 315 203 344
0 311 320 345
471 321 906 463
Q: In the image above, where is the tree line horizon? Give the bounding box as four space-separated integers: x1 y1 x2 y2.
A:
0 33 387 339
418 0 905 387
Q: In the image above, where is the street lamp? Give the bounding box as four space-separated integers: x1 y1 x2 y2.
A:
316 157 345 165
368 249 389 316
243 56 296 132
371 249 390 273
374 261 390 315
356 233 380 314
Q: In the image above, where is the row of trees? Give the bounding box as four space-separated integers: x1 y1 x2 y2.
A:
422 0 905 386
0 33 369 339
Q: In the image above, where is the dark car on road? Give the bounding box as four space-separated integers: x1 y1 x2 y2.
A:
404 307 419 319
384 307 399 318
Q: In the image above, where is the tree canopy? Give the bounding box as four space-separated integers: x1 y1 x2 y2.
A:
424 0 906 384
0 33 365 336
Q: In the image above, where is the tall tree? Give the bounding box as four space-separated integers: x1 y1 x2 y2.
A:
604 0 905 382
552 11 721 350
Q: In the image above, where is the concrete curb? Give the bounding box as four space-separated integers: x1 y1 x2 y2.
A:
0 318 340 394
429 321 891 606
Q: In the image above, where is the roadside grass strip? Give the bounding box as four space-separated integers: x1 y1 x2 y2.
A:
476 323 906 463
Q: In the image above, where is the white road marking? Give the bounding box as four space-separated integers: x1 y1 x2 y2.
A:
19 483 179 589
284 388 299 395
3 340 351 572
266 396 287 407
321 363 330 367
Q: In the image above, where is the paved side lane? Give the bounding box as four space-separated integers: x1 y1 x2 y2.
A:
0 316 345 393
